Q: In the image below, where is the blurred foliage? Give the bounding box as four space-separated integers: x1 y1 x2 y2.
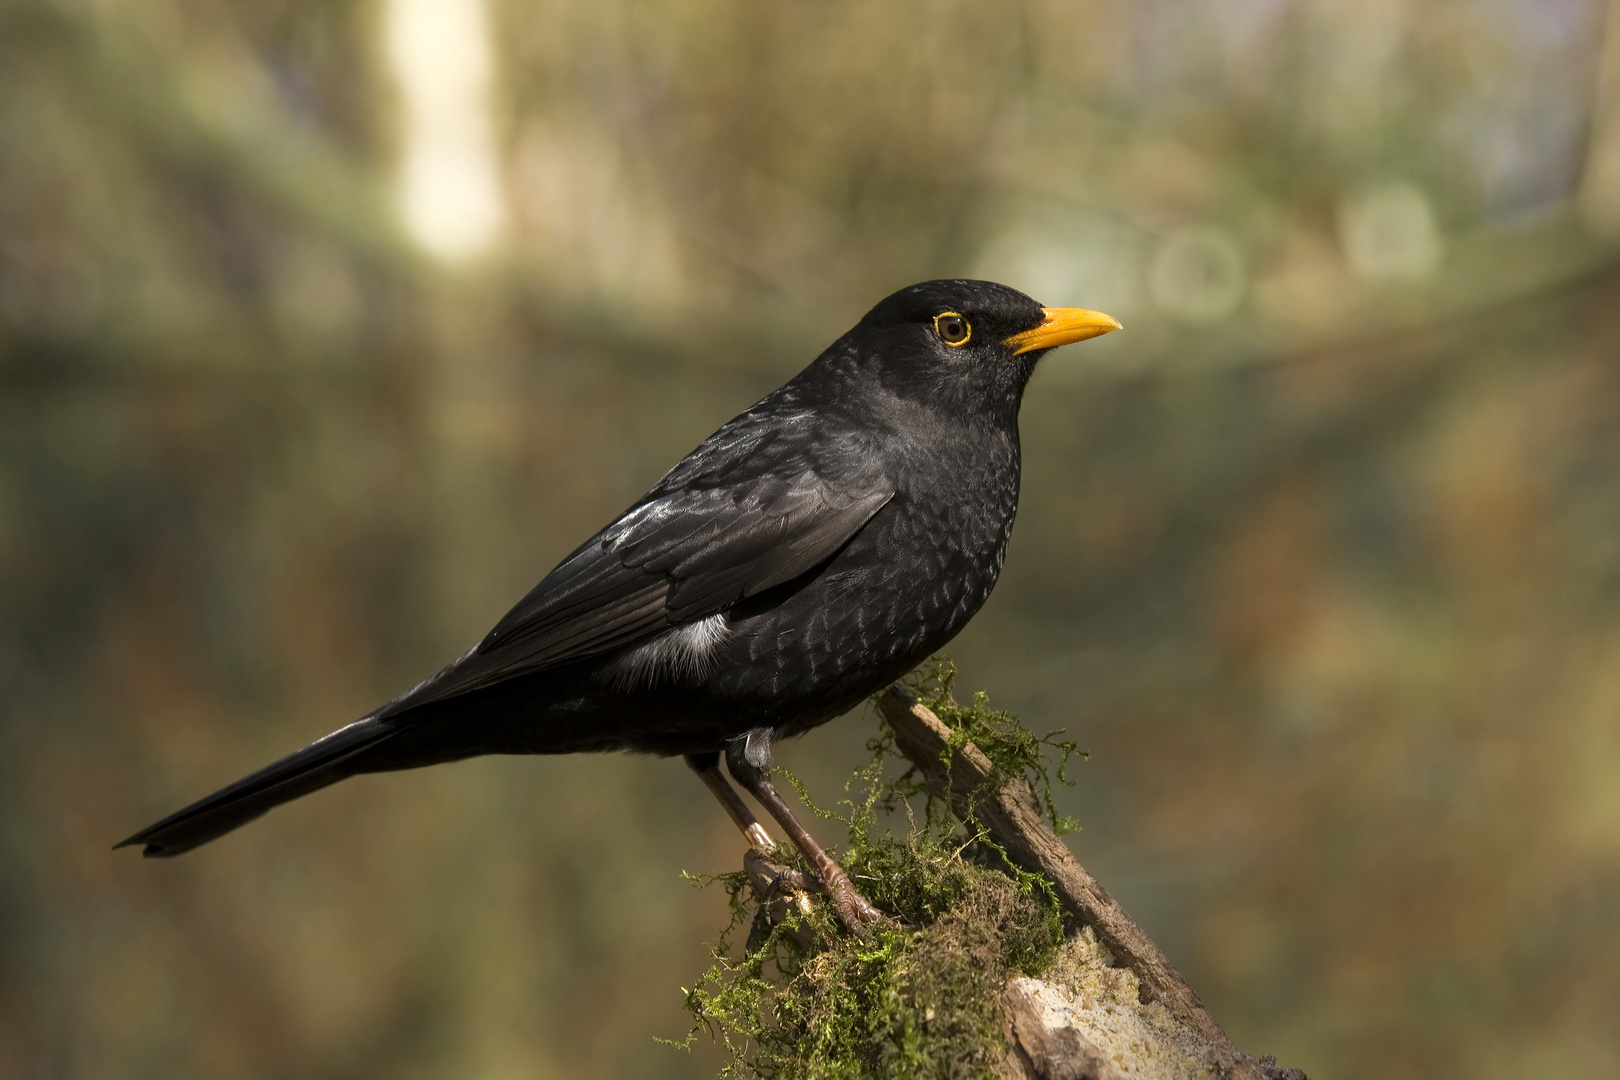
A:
4 0 1620 1078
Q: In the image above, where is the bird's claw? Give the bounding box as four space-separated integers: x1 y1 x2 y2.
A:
825 871 893 934
745 849 892 937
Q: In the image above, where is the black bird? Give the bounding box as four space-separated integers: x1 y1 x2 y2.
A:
118 280 1119 929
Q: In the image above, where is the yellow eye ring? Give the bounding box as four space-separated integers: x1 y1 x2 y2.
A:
933 312 972 347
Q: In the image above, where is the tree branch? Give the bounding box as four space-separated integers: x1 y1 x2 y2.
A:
876 684 1306 1080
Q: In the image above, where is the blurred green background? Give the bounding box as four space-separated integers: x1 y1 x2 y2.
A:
4 0 1620 1076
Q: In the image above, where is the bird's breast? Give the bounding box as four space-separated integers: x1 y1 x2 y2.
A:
706 433 1019 720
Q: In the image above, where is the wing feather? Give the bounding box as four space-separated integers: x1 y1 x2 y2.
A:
376 442 892 717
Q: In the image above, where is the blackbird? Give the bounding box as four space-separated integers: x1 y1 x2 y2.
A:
118 279 1119 930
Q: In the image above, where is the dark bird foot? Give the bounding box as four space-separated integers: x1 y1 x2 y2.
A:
744 848 892 938
821 867 892 933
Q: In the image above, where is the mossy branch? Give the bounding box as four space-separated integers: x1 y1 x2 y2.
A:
875 683 1305 1080
674 667 1308 1080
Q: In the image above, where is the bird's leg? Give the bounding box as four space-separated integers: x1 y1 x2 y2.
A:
724 730 890 933
685 752 777 854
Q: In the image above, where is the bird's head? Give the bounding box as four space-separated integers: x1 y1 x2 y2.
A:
838 279 1120 419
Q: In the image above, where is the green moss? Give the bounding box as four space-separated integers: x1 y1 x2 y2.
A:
672 661 1085 1078
904 658 1085 837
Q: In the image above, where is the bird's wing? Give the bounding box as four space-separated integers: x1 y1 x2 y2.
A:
380 445 892 715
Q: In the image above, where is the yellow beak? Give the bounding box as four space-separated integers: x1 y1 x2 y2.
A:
1002 308 1122 355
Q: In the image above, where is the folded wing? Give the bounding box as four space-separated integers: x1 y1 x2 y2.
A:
378 450 892 717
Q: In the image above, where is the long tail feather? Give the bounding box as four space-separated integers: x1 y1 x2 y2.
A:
116 717 398 857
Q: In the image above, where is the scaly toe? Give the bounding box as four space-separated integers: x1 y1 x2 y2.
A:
831 878 894 933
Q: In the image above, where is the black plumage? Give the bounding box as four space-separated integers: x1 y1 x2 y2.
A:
119 279 1120 929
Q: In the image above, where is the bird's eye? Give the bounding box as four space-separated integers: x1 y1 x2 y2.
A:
934 312 971 347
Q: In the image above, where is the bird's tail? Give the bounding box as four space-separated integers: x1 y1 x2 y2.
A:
115 716 399 857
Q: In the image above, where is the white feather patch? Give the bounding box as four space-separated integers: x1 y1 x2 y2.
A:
607 613 730 688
